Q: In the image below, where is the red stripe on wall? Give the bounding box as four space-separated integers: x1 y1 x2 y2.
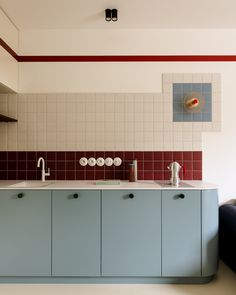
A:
17 55 236 62
0 38 18 61
1 37 236 62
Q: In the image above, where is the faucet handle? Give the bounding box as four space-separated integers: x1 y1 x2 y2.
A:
45 168 50 176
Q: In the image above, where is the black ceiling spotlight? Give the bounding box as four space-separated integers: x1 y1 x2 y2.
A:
105 8 118 22
111 9 118 21
105 9 112 21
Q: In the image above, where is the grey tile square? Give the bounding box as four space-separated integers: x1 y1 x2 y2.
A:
173 82 212 122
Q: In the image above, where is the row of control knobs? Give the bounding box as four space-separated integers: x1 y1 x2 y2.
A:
79 157 122 167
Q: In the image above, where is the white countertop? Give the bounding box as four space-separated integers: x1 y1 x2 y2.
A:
0 180 217 190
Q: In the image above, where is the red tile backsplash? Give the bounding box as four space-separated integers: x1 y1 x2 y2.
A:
0 151 202 181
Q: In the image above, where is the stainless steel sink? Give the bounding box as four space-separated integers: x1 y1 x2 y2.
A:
155 181 193 188
9 181 55 188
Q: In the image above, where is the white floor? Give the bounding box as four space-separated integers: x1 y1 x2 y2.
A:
0 261 235 295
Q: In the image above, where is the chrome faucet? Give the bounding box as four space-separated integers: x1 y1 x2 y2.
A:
37 157 50 182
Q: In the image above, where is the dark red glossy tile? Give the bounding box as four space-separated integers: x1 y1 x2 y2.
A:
133 152 144 161
183 152 193 161
144 152 154 161
144 161 154 170
56 171 66 180
86 165 95 171
95 170 105 180
104 151 115 158
183 161 193 171
18 161 26 170
48 170 56 180
18 171 27 180
27 161 36 170
173 152 183 161
8 171 17 180
76 152 86 160
85 152 95 158
86 170 95 180
27 171 37 180
76 170 85 180
95 151 105 158
124 152 134 160
137 161 143 170
66 161 76 170
76 161 85 170
66 152 75 161
48 161 56 170
8 161 17 171
8 152 17 161
114 170 125 180
66 171 75 180
56 152 65 161
0 152 7 161
154 161 163 170
137 170 144 180
114 151 124 159
105 170 114 179
154 171 164 180
193 151 202 161
193 171 202 180
27 152 37 161
0 171 7 179
164 152 173 161
47 152 56 160
154 152 163 161
143 171 154 180
183 171 193 180
164 171 171 180
18 152 26 161
57 161 66 170
193 161 202 171
0 161 7 170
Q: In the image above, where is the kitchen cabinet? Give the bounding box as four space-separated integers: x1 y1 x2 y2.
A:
0 186 218 283
102 190 162 276
52 190 100 276
162 190 201 276
0 190 51 276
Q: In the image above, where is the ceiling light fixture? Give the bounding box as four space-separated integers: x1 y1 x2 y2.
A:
111 9 118 21
105 9 112 21
105 9 118 22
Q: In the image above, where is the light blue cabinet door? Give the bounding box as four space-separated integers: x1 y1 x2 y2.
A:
102 190 161 276
52 190 100 276
162 190 201 277
0 190 51 276
202 190 219 276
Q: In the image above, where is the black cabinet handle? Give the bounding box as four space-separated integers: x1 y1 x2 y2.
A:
73 193 79 199
129 193 134 199
18 193 24 199
179 194 185 199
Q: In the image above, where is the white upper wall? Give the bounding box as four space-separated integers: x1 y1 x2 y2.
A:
0 8 18 52
19 29 236 55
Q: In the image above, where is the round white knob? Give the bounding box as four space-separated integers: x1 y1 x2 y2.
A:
79 157 88 166
97 157 105 166
88 157 97 166
113 157 122 166
105 157 113 166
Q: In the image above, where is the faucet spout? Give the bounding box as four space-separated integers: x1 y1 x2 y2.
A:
37 157 50 182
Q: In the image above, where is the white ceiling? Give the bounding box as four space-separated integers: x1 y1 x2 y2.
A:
1 0 236 30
